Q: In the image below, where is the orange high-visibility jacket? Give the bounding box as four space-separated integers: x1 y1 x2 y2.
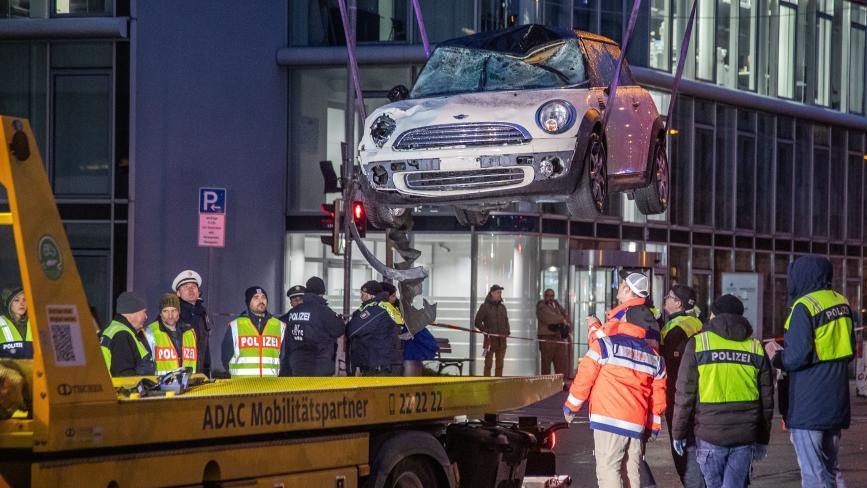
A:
565 322 667 438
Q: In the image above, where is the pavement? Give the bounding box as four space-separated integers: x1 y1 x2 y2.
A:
506 385 867 487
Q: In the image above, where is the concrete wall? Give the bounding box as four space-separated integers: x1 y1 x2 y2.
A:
130 0 288 348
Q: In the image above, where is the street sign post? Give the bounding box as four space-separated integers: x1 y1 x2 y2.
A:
198 187 226 248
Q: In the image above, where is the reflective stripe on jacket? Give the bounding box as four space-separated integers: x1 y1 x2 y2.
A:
694 331 763 404
145 321 198 375
565 322 667 438
227 316 285 377
0 316 32 359
784 290 854 362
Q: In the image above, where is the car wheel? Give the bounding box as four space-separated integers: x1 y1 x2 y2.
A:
454 208 489 227
634 136 669 215
566 130 609 217
365 200 411 230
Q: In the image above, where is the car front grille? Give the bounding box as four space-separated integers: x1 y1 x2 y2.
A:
393 123 531 150
404 167 525 191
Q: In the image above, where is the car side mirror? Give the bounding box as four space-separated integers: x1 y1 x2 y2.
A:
387 85 409 102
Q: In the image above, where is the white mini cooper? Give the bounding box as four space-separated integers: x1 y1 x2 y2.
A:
358 24 668 228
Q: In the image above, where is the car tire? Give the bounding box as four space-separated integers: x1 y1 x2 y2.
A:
454 208 490 227
365 200 412 230
382 456 441 488
634 136 669 215
567 129 609 217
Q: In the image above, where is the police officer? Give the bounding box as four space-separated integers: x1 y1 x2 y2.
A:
0 287 31 359
346 281 402 376
101 292 155 377
172 270 211 374
220 286 286 377
661 285 705 488
145 294 197 376
765 255 855 487
281 277 344 376
286 285 306 309
673 295 774 488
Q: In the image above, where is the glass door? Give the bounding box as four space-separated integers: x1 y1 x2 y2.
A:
570 265 617 359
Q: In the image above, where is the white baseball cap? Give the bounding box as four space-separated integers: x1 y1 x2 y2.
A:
619 271 649 298
172 270 202 291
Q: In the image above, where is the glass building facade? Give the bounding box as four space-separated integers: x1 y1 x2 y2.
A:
2 0 867 375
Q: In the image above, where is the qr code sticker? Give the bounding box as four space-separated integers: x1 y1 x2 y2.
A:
45 305 85 367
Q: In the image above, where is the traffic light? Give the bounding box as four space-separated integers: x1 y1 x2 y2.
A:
352 201 367 238
320 198 343 255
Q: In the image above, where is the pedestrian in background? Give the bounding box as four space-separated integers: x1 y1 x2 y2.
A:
280 277 344 376
475 284 510 376
661 284 705 488
536 288 571 377
563 307 666 488
172 270 211 374
672 294 773 488
346 281 402 376
100 291 154 377
765 255 854 488
220 287 285 377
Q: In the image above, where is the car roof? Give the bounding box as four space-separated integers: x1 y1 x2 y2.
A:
437 24 621 57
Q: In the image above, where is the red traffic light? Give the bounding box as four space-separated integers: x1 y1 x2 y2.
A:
352 201 365 221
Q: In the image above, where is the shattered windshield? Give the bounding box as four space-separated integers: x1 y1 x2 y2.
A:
410 39 588 99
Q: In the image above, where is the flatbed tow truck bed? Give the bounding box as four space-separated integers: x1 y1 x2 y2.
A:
0 116 563 487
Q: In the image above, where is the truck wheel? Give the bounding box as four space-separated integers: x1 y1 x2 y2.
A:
383 456 440 488
634 136 669 215
566 129 608 217
454 208 489 227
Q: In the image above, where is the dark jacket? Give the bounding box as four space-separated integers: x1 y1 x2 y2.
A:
102 315 155 377
661 311 692 414
536 299 569 338
672 314 774 447
279 293 344 376
772 256 854 431
346 298 400 373
475 295 510 349
180 299 210 374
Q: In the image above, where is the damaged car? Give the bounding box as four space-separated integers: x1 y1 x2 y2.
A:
358 24 669 228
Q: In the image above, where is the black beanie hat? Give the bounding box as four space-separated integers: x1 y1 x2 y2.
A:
361 280 383 295
245 286 268 307
711 294 744 316
380 281 397 296
305 276 326 295
116 291 147 315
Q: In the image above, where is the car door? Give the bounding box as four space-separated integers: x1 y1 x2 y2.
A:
579 39 646 179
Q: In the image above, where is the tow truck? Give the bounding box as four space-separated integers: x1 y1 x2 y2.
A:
0 116 563 487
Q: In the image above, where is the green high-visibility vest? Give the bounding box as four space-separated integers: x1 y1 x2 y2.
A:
694 331 763 404
101 320 153 376
0 315 32 359
145 321 198 375
661 314 702 345
784 290 854 362
227 316 285 377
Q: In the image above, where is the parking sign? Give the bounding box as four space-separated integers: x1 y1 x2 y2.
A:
198 187 227 247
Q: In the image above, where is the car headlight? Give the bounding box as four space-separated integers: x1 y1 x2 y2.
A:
370 114 396 148
536 100 575 134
